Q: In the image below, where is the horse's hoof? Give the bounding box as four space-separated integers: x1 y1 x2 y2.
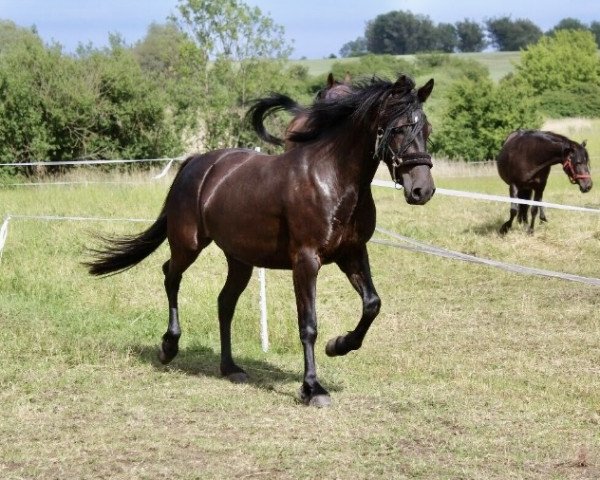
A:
325 337 341 357
298 386 331 407
308 394 332 408
157 346 174 365
226 372 250 384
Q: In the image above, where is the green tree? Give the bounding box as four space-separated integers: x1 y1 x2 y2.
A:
133 22 206 137
0 32 180 168
515 30 600 95
455 19 486 52
435 23 458 52
0 36 54 163
365 10 438 54
486 16 542 51
133 22 193 78
433 72 541 161
0 19 42 54
339 37 368 57
172 0 293 149
590 21 600 47
547 18 588 35
77 37 180 160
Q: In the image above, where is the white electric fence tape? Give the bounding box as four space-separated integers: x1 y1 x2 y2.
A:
373 227 600 287
371 179 600 214
0 157 182 167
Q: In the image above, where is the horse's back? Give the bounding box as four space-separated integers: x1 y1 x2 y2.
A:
193 148 297 268
497 130 557 186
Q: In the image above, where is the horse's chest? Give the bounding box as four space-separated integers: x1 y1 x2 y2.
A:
321 195 376 254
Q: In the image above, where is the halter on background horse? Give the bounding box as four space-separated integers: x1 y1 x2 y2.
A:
86 74 435 407
497 129 592 234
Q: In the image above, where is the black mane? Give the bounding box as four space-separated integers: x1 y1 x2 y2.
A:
288 76 421 146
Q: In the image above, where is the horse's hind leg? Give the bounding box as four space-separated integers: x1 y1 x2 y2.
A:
528 185 546 234
218 254 253 383
517 188 532 225
500 184 519 234
158 242 206 364
327 244 381 357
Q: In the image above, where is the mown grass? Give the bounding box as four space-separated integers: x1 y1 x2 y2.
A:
1 155 599 479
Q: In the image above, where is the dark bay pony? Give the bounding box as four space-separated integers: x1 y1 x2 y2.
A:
86 75 435 407
248 73 353 150
497 129 593 234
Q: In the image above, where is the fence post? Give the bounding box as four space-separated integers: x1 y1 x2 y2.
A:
258 268 269 352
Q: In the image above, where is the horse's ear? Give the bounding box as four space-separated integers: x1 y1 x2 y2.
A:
582 139 587 148
327 73 335 88
393 74 411 91
417 79 434 103
344 71 352 84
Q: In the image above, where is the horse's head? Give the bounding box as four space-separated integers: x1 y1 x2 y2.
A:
375 75 435 205
316 73 353 101
564 140 593 193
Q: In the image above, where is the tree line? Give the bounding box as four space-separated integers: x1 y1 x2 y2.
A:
340 11 600 56
0 0 599 173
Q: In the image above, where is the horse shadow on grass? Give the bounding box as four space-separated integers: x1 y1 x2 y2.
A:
464 217 505 237
133 343 343 400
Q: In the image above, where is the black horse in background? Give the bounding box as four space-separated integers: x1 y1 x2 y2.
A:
497 130 593 234
86 75 435 407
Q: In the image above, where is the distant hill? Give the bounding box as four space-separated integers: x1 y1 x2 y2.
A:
292 51 521 82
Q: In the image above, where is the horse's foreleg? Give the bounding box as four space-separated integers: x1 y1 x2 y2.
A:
327 245 381 357
293 249 330 407
500 184 518 235
218 255 253 383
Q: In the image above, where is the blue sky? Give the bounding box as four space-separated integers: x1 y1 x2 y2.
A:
0 0 597 58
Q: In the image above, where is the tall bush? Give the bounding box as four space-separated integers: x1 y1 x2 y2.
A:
0 31 181 166
515 30 600 95
433 73 541 161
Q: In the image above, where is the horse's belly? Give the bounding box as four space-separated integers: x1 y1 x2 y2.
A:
205 209 292 269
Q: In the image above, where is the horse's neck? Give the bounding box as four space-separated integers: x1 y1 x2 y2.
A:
528 142 564 180
331 137 379 190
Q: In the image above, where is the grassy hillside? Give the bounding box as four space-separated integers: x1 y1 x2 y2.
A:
293 51 521 81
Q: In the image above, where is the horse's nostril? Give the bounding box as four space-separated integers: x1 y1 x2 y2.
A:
412 188 423 201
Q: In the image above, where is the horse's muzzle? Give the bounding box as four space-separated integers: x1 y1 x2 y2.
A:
406 186 435 205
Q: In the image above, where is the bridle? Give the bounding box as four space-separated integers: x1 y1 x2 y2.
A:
563 155 591 184
373 115 433 185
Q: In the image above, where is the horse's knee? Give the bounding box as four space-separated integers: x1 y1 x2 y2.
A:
299 324 317 344
364 294 381 319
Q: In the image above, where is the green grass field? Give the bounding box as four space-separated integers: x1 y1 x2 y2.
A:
1 145 599 479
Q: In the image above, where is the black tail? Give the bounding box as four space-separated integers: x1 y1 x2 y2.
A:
84 212 167 276
246 93 304 146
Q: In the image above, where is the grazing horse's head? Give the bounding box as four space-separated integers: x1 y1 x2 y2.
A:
374 75 435 205
564 140 593 193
